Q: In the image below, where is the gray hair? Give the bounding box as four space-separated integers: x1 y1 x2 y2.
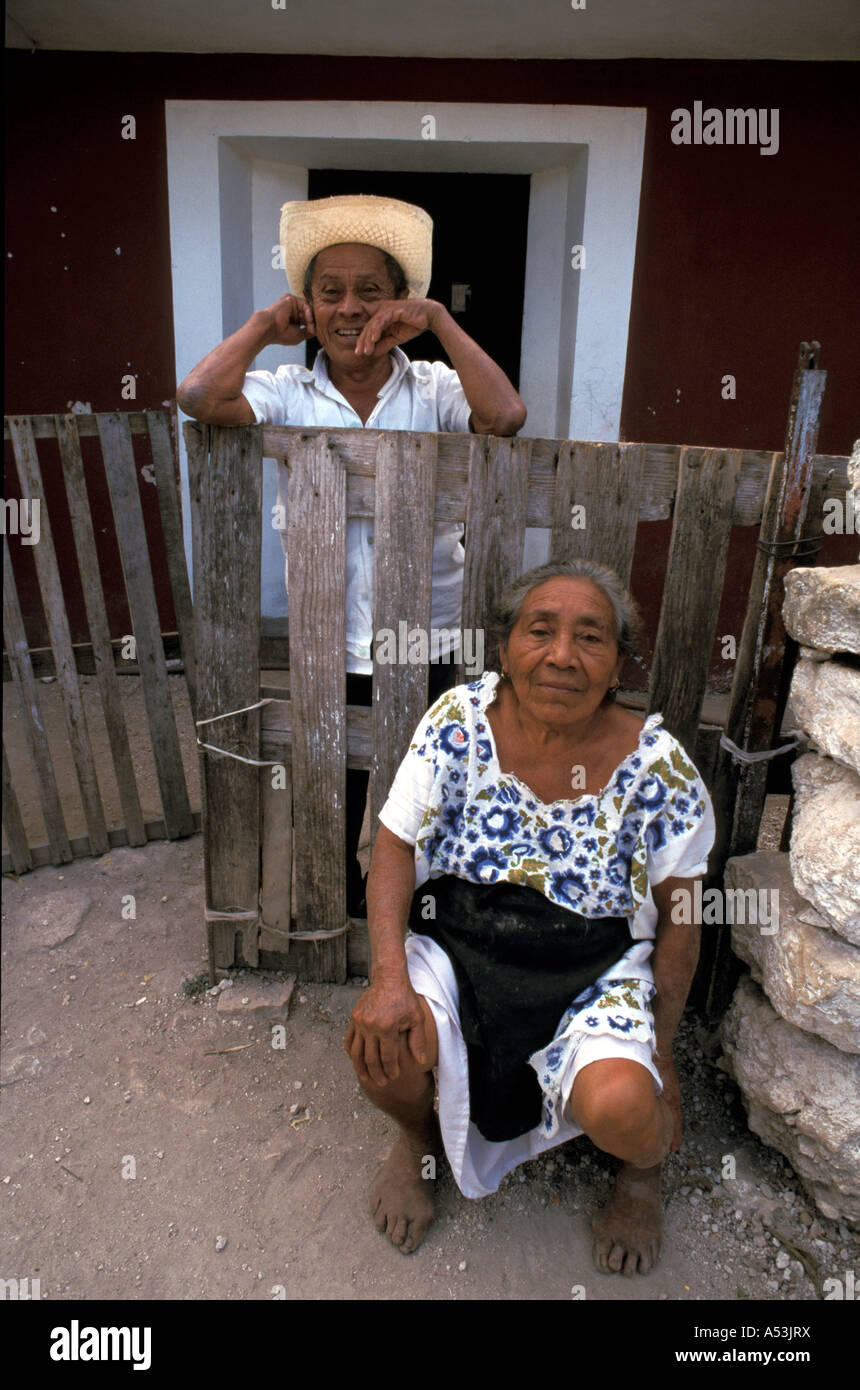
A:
487 559 643 693
303 248 408 301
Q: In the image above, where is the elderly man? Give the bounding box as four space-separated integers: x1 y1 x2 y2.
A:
177 194 526 909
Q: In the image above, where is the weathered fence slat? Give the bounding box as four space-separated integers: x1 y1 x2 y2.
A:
1 812 203 876
286 433 347 983
549 441 645 586
189 423 263 972
2 741 32 874
259 765 293 956
8 417 110 855
459 435 531 679
3 539 72 863
370 433 438 841
97 413 194 839
55 414 146 847
647 447 743 756
146 410 198 720
260 698 372 768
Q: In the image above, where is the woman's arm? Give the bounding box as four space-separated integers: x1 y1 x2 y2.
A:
649 874 702 1150
344 824 429 1086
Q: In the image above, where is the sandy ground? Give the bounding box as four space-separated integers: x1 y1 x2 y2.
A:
2 827 857 1304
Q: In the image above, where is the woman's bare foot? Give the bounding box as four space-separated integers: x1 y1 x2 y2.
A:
592 1161 664 1275
369 1126 440 1255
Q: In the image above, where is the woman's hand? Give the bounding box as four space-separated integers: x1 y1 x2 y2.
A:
354 299 442 357
261 293 316 345
345 973 429 1087
655 1052 683 1151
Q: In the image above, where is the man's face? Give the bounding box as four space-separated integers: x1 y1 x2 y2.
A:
308 243 406 362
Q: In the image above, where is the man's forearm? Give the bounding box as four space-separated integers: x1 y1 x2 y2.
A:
177 310 277 416
429 306 526 436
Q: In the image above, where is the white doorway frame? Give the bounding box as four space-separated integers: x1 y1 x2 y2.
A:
166 99 646 597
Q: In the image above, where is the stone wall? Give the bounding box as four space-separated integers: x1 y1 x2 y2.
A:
719 556 860 1223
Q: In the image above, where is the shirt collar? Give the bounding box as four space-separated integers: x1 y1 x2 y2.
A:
311 346 424 401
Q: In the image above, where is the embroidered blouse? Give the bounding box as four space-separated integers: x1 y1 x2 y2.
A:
378 671 716 941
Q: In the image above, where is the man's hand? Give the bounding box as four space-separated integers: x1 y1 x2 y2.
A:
262 293 316 345
344 974 429 1087
354 299 442 357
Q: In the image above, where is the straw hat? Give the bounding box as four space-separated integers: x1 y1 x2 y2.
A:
279 194 433 299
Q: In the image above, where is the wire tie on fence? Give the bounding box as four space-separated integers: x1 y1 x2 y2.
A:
196 697 276 726
196 697 288 765
755 535 823 560
196 740 284 767
257 921 351 943
205 908 350 942
719 731 806 765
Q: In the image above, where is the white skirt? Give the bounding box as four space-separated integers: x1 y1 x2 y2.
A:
405 931 663 1200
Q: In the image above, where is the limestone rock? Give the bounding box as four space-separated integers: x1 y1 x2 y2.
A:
720 976 860 1222
783 565 860 656
32 890 92 948
216 977 296 1022
848 440 860 564
790 754 860 944
726 851 860 1053
786 656 860 778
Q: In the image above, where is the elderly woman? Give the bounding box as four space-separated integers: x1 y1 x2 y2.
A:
177 193 526 909
345 559 716 1274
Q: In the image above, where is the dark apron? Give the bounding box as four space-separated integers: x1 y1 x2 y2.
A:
408 874 632 1142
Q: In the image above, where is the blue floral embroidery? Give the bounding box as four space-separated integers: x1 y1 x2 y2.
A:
496 782 522 806
551 870 588 905
438 723 469 758
480 807 520 839
607 1015 635 1033
465 846 508 882
537 825 573 859
645 819 667 852
398 674 712 926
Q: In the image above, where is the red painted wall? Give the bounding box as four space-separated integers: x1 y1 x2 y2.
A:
5 53 858 668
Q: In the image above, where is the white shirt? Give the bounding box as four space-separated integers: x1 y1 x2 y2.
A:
242 348 471 674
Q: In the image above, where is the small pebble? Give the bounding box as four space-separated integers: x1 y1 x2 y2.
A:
775 1249 790 1269
83 1096 91 1105
458 1260 466 1272
215 1235 227 1252
293 1081 303 1091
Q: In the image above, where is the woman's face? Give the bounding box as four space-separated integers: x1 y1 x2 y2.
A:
308 243 406 363
500 577 624 729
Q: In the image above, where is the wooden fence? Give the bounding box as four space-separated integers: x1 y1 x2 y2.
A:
2 412 199 874
187 349 849 1007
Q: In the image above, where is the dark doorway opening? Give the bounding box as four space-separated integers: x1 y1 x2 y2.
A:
306 169 530 389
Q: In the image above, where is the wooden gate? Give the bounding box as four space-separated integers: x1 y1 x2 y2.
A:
187 349 849 1005
2 411 199 873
